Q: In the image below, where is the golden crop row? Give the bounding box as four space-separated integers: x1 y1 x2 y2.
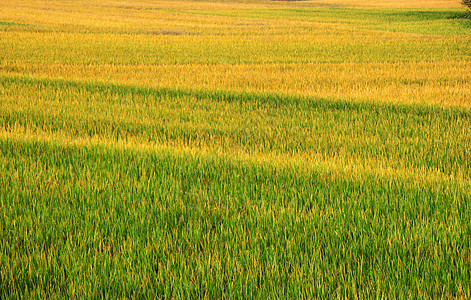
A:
2 61 470 108
1 0 470 109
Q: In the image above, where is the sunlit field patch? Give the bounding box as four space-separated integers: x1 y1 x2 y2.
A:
0 0 470 298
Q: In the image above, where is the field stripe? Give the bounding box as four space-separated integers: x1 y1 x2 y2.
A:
1 74 470 117
0 129 469 191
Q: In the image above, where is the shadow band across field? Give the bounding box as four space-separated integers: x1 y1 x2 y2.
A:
1 75 470 118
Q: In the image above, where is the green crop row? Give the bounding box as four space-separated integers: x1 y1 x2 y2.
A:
1 137 470 298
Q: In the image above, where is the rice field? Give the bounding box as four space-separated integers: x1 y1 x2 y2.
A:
0 0 470 298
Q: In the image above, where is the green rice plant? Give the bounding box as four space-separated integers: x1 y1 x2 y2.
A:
0 137 470 298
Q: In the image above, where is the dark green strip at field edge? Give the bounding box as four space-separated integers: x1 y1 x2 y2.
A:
165 7 471 36
0 137 470 298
